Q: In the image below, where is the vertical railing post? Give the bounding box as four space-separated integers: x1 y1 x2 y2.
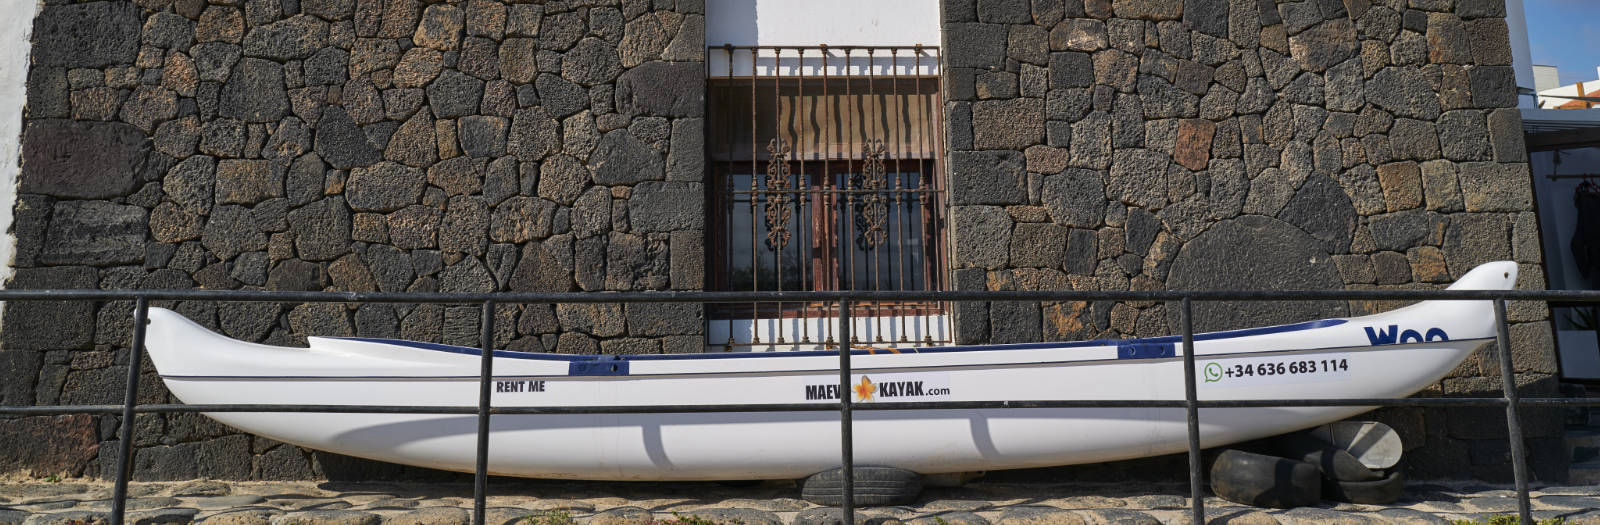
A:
111 296 149 525
1179 297 1205 525
1493 298 1533 525
474 300 496 525
838 298 855 524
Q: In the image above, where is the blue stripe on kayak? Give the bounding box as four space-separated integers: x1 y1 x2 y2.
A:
334 318 1346 367
1117 343 1175 359
569 357 629 376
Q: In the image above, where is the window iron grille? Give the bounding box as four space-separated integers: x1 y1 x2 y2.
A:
706 45 949 352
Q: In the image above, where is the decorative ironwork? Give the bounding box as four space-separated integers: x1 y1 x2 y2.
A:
764 138 793 250
857 139 889 249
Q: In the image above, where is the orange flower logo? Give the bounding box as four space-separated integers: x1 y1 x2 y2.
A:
853 376 876 402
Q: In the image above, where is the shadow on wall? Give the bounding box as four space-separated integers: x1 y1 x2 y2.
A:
704 0 756 45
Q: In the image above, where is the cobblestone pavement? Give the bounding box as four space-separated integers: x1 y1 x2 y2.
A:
3 479 1599 525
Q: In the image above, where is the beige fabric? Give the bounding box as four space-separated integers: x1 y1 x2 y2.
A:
708 78 940 162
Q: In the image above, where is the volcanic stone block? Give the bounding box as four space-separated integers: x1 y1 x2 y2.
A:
1423 12 1471 61
426 71 485 119
1443 213 1511 279
950 151 1027 205
1173 119 1215 171
1113 0 1183 20
668 118 705 182
566 38 624 86
1167 215 1346 332
1470 66 1518 108
218 58 289 123
1184 0 1228 37
625 303 702 337
1365 67 1441 120
1458 162 1532 212
385 110 438 167
215 160 284 205
1053 19 1107 51
590 130 664 185
1042 169 1106 228
972 99 1045 150
348 161 427 212
0 415 99 476
314 106 382 169
946 23 1008 68
991 300 1043 344
39 201 148 266
614 61 704 117
488 196 555 243
2 266 97 350
1376 161 1423 212
440 196 490 256
30 2 141 67
201 205 267 261
1052 51 1096 89
1009 223 1069 267
629 181 703 232
1008 25 1049 65
498 37 539 84
288 197 353 261
952 206 1012 269
413 4 464 50
21 120 148 199
1277 174 1357 255
242 15 328 60
1108 149 1171 209
509 107 561 162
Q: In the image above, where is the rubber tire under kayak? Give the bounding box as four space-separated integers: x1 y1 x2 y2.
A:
1322 466 1406 504
1300 447 1382 482
800 466 924 506
1210 449 1322 509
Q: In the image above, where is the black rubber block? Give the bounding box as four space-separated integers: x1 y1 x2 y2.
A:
1210 449 1322 509
1323 466 1406 504
1301 447 1383 482
801 466 924 507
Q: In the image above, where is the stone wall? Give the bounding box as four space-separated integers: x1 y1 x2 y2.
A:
940 0 1563 481
0 0 1569 484
2 0 706 480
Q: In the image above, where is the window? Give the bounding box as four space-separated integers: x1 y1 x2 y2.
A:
705 46 948 350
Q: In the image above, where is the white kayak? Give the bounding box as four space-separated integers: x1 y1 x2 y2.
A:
145 261 1518 481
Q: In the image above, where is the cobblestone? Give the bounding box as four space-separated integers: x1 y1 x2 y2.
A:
0 481 1594 525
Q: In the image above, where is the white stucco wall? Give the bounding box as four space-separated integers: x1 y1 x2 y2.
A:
1508 0 1538 109
705 0 941 77
706 0 940 48
0 0 39 286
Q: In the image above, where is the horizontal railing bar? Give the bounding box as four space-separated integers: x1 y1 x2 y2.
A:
0 288 1594 303
714 45 938 51
7 397 1598 416
730 188 945 195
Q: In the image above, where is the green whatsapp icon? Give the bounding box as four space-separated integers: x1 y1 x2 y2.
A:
1203 363 1223 383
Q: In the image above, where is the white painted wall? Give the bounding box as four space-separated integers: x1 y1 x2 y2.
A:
705 0 942 77
0 0 39 287
1508 0 1537 108
706 0 941 48
1534 65 1560 93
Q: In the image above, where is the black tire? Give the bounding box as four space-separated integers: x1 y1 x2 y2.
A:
1209 449 1322 509
1323 466 1406 504
801 466 924 507
1274 431 1335 458
1301 448 1382 482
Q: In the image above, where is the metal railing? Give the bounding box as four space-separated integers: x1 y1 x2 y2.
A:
2 286 1599 525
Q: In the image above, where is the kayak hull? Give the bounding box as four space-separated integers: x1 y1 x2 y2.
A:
146 261 1519 480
